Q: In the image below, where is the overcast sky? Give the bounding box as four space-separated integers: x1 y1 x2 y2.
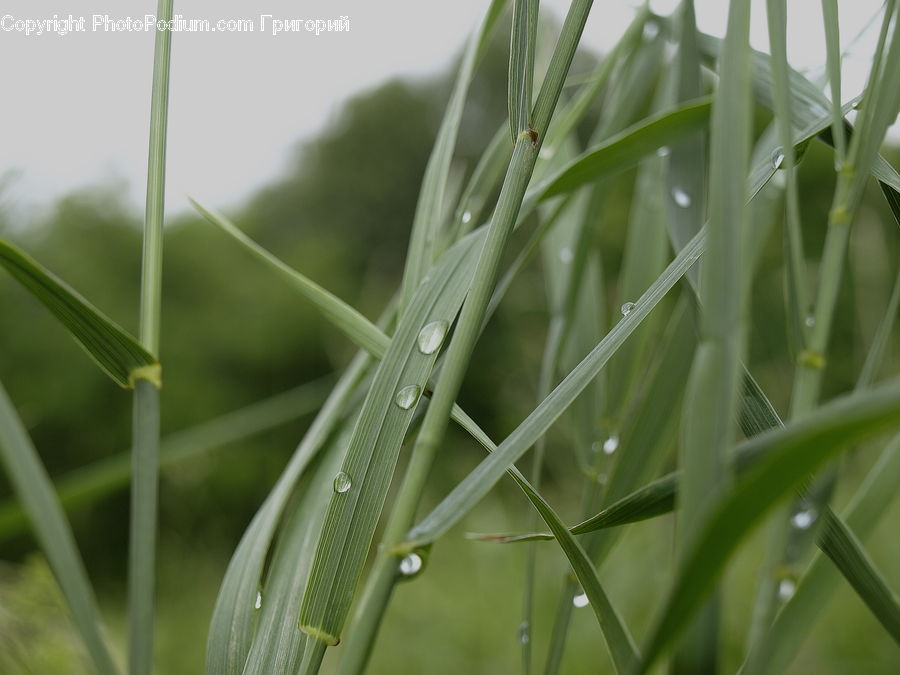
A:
0 0 890 222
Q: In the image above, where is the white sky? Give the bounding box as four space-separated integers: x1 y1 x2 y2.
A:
0 0 890 221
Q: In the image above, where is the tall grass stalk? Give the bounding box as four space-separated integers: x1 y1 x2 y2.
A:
129 1 174 673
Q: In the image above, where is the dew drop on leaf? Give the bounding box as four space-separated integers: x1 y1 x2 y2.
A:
672 187 692 208
791 507 817 530
395 385 422 410
399 553 423 577
333 471 352 494
778 578 796 601
603 435 619 455
772 147 785 169
417 321 449 355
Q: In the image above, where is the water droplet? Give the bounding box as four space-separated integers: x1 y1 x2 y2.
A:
672 187 692 208
772 147 785 169
539 147 555 160
559 246 574 264
399 553 423 577
254 591 262 609
778 578 796 601
805 314 816 328
517 621 530 645
791 507 817 530
572 592 590 608
333 471 352 494
603 435 619 455
620 302 635 316
417 321 449 355
462 210 472 224
656 145 671 158
395 384 422 410
643 21 659 39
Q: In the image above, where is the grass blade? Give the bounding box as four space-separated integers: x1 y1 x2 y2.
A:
673 2 752 668
664 0 707 257
536 99 712 201
0 237 159 388
206 350 373 675
741 434 900 674
509 0 538 142
129 1 174 672
639 377 900 671
241 423 350 675
817 509 900 642
192 200 388 358
298 232 479 645
0 380 118 675
401 0 506 306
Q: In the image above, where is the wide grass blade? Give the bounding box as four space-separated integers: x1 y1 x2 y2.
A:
639 377 900 671
0 238 159 388
206 351 374 675
241 424 349 675
536 99 712 200
401 0 506 306
0 380 118 675
0 377 331 542
673 2 752 667
298 232 479 645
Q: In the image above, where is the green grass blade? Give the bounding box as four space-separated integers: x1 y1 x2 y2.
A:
129 1 173 671
673 2 752 667
535 99 712 200
0 377 331 542
429 405 642 673
0 238 159 389
241 424 349 675
206 352 373 675
817 509 900 642
741 434 900 674
639 377 900 671
444 123 512 246
821 0 847 162
401 0 506 307
690 19 900 215
298 232 480 645
192 200 388 358
509 0 538 142
767 0 809 358
664 0 707 256
0 380 119 675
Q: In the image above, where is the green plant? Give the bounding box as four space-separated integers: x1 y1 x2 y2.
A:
1 1 899 674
